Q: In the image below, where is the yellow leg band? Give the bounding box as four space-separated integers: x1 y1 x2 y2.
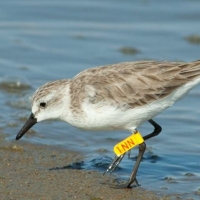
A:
113 131 144 156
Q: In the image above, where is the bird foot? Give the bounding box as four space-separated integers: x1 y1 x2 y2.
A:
104 154 125 174
111 178 140 189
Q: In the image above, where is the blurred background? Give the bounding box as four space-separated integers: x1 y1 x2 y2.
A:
1 0 200 198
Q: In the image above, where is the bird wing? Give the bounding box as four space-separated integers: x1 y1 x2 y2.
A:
70 60 200 109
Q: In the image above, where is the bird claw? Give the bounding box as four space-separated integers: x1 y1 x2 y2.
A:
104 151 141 189
104 150 132 174
104 154 125 174
111 178 140 189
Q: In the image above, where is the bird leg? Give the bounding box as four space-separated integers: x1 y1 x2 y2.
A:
106 119 162 188
143 119 162 140
120 119 162 188
115 142 146 188
123 119 161 159
121 119 162 188
125 119 162 159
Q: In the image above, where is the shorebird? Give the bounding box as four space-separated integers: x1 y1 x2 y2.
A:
16 60 200 188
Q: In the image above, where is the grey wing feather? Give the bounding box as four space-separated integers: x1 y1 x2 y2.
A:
71 60 200 109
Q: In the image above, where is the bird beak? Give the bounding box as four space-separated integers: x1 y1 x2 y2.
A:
16 113 37 140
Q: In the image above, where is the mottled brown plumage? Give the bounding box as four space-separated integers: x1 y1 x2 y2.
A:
69 60 200 111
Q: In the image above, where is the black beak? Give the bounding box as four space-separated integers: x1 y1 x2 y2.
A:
16 113 37 140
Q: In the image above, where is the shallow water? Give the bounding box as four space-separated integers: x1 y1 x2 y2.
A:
1 0 200 198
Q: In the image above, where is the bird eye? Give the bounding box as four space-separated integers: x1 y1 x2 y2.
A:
40 102 47 108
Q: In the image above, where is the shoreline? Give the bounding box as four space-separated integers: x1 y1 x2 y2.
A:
0 134 177 200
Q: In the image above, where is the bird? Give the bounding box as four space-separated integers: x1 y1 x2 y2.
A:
16 60 200 188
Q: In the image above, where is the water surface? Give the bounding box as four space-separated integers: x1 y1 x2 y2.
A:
1 0 200 198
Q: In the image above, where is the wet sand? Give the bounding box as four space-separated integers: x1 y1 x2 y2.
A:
0 134 178 200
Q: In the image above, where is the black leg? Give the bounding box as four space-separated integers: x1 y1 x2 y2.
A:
126 142 146 188
143 119 162 140
128 119 161 158
119 119 162 188
111 119 162 188
115 142 146 188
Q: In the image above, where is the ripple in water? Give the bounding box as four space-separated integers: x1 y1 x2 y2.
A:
0 76 31 93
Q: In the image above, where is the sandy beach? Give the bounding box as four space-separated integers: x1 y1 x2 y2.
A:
0 133 181 200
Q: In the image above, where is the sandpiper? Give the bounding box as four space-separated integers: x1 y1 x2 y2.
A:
16 60 200 188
